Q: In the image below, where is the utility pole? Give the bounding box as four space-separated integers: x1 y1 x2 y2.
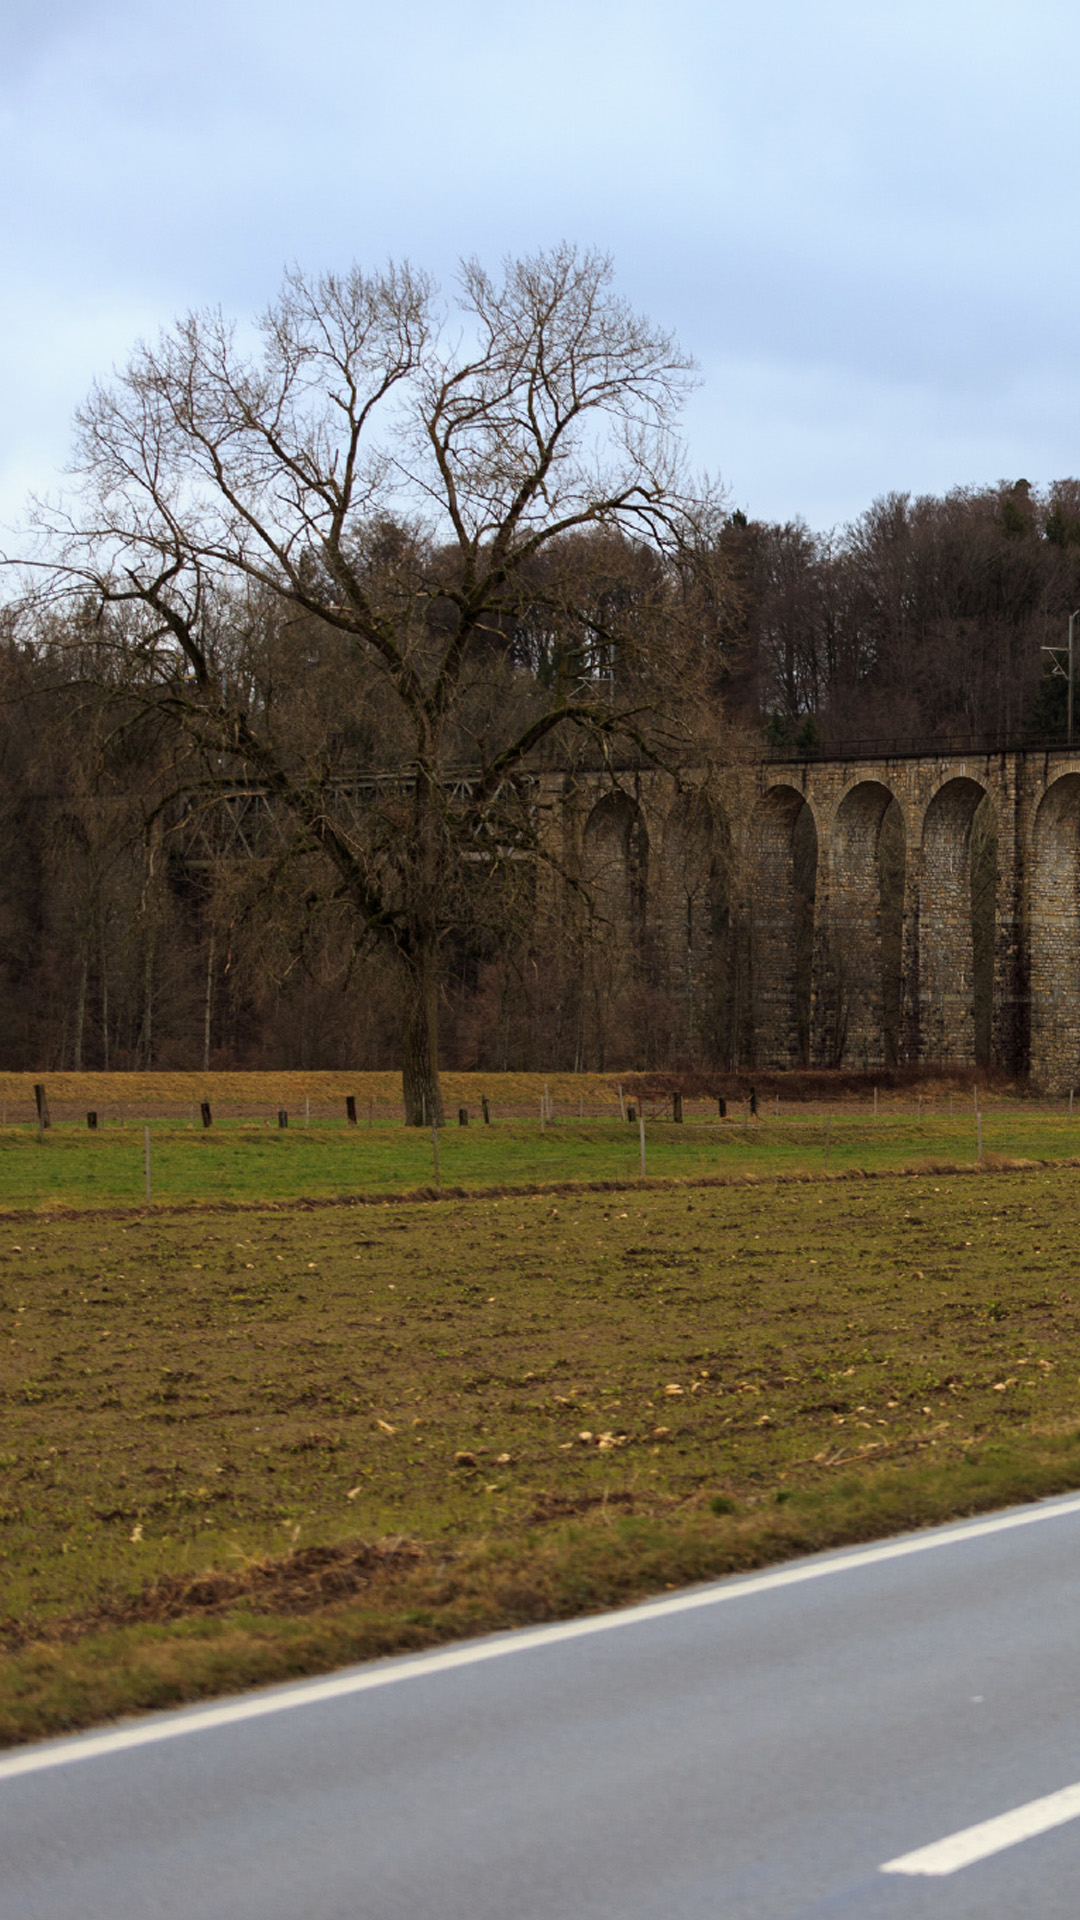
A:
1060 606 1068 748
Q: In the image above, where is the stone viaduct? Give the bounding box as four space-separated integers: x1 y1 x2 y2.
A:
542 746 1080 1090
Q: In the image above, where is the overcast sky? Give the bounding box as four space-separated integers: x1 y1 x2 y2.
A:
2 0 1076 536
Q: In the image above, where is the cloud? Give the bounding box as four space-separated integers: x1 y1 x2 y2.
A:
2 0 1079 532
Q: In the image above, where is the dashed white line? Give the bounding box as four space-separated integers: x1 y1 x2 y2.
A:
882 1781 1080 1876
3 1490 1080 1784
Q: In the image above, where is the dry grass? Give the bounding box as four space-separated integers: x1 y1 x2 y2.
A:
0 1070 632 1125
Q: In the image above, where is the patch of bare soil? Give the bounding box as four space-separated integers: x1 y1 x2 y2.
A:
0 1537 428 1651
526 1489 640 1524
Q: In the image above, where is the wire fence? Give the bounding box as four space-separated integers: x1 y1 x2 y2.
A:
4 1082 1079 1210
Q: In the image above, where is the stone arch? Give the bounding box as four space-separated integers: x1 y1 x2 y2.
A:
748 785 818 1066
818 782 906 1067
583 790 649 942
918 777 997 1065
1030 774 1080 1091
662 791 734 1063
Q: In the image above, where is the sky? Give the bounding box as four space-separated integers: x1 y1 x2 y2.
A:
2 0 1078 537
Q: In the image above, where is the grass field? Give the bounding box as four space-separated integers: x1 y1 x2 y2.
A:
4 1118 1080 1747
1 1069 1079 1208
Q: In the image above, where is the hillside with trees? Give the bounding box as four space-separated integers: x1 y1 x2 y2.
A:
723 478 1080 749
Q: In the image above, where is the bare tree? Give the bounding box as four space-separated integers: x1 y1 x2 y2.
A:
10 246 721 1119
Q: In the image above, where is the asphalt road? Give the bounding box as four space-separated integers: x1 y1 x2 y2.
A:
5 1494 1080 1919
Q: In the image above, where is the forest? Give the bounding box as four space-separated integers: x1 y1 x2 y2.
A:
0 473 1076 1080
722 475 1080 751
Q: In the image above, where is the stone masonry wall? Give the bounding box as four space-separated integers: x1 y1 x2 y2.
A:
542 748 1080 1087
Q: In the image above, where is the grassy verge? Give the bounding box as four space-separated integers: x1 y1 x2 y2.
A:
0 1086 1079 1209
8 1432 1080 1748
4 1162 1080 1744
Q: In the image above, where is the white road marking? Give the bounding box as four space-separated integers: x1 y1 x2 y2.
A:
3 1490 1080 1784
882 1781 1080 1876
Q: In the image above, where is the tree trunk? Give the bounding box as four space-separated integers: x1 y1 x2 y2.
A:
203 933 214 1074
402 942 444 1126
100 937 109 1073
73 955 88 1072
141 933 155 1069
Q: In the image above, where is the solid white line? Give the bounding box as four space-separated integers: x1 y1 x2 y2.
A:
4 1490 1080 1785
881 1781 1080 1876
